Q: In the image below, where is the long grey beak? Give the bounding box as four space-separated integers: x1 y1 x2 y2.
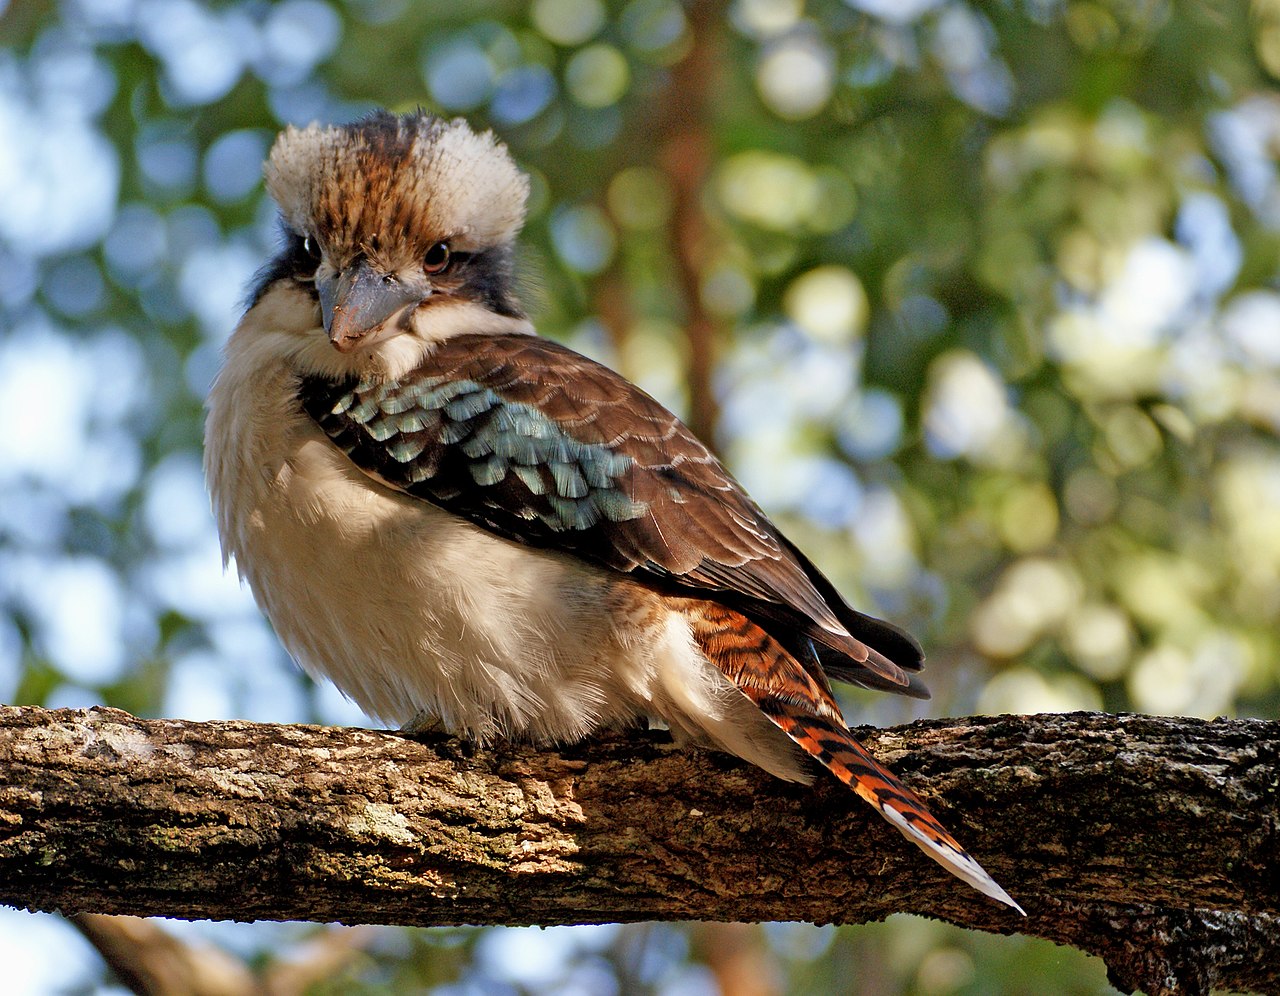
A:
318 259 426 353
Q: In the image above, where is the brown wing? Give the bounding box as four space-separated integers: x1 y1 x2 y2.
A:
301 331 923 688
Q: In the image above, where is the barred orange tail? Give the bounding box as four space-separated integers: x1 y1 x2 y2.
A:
684 601 1024 914
759 697 1024 912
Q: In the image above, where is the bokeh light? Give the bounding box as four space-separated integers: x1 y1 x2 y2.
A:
755 29 835 120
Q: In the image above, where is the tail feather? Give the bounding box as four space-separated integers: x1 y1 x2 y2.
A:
682 600 1024 915
759 698 1024 914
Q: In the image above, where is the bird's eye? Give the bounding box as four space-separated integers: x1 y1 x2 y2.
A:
293 234 323 281
423 241 451 274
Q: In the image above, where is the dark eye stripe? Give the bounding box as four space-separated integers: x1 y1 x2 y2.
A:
244 229 321 307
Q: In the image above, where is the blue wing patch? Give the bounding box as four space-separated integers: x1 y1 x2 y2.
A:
310 373 649 533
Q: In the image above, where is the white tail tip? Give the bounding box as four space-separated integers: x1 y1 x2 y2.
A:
882 806 1027 915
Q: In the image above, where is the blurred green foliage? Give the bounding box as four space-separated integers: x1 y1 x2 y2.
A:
2 0 1278 992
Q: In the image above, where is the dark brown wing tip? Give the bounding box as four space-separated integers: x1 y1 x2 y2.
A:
823 661 932 700
847 608 926 671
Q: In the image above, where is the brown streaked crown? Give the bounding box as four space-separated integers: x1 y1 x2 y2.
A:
265 111 530 258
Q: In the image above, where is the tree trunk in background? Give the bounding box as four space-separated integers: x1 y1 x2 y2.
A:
661 0 723 449
0 705 1276 996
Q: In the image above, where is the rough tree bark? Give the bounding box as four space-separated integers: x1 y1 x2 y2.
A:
0 705 1275 995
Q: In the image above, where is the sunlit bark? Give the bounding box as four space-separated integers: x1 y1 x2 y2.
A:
0 705 1275 996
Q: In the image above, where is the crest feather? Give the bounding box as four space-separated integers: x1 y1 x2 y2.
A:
265 111 529 255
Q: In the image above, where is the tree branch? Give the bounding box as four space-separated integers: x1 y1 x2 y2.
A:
0 706 1275 995
69 913 255 996
68 913 377 996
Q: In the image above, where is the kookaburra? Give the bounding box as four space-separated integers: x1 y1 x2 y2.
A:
204 110 1021 912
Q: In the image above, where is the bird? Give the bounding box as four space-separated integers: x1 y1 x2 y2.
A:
204 109 1022 914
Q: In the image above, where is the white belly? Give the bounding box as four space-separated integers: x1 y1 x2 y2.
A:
214 418 649 738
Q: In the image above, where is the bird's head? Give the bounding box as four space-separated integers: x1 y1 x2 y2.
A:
255 111 531 371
